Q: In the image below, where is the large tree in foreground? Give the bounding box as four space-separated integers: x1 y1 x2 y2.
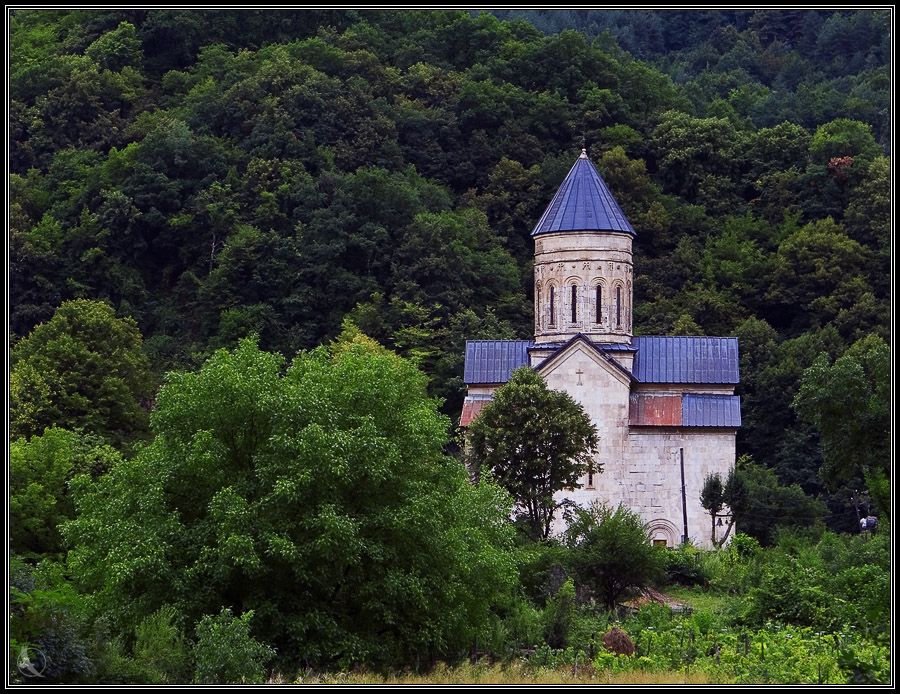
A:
64 325 517 670
466 367 599 540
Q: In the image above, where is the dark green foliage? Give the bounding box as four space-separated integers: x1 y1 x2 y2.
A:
740 529 889 633
728 457 828 547
10 428 122 558
793 335 890 513
700 468 748 548
543 578 576 649
565 504 665 611
466 368 599 540
8 12 891 511
132 607 192 684
7 10 892 680
700 474 726 547
515 540 571 606
664 544 709 587
63 328 518 670
10 558 94 684
193 609 275 684
10 299 152 448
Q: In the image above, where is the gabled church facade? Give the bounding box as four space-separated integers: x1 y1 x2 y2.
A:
461 150 740 549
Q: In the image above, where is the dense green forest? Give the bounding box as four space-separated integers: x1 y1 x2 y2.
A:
9 9 891 683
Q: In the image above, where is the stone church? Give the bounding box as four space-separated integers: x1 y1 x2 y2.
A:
460 150 740 549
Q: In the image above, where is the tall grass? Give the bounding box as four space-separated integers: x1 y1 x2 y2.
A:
285 662 710 685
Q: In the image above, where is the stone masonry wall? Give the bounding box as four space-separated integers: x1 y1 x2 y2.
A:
555 428 736 548
534 231 633 344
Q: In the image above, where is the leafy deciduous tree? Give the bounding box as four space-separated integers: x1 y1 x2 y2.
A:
10 299 152 447
793 334 890 516
64 326 518 669
466 367 599 540
700 469 746 548
11 428 122 558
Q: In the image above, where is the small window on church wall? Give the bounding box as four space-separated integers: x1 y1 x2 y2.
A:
595 286 602 324
587 469 594 487
616 286 622 328
549 286 555 325
570 285 577 323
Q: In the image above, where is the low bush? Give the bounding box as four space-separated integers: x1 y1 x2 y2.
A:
193 609 275 684
664 544 709 586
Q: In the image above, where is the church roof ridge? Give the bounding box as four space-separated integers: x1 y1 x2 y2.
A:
531 150 635 237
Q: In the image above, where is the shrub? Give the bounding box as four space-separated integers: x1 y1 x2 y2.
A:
566 504 665 611
516 540 570 605
543 578 576 649
664 544 709 586
568 606 612 658
193 609 274 684
9 558 94 683
729 533 762 559
740 530 889 632
133 606 191 684
701 534 762 594
613 604 880 683
484 594 543 657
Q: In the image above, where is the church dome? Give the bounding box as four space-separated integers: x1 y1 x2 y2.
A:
531 149 635 236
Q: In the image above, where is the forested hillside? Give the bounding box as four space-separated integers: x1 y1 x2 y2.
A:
8 9 892 683
494 10 890 147
11 8 890 529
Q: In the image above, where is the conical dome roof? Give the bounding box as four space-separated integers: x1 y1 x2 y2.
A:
531 149 635 236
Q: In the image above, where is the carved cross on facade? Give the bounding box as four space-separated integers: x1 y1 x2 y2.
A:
575 367 584 386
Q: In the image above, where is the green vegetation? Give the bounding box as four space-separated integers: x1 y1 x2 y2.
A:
8 9 890 684
466 368 599 539
62 328 518 670
10 299 152 448
566 505 665 611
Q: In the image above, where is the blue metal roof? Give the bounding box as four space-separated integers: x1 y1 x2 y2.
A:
596 343 636 351
464 336 740 386
632 336 739 384
532 150 635 236
682 394 742 427
464 340 533 384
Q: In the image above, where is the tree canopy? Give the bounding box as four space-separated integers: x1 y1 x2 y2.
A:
565 504 665 611
10 299 152 448
793 335 890 516
63 326 518 669
466 367 599 540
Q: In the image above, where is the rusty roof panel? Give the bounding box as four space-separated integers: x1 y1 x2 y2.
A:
459 396 492 427
629 394 682 426
464 340 533 384
682 394 741 427
632 336 739 384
